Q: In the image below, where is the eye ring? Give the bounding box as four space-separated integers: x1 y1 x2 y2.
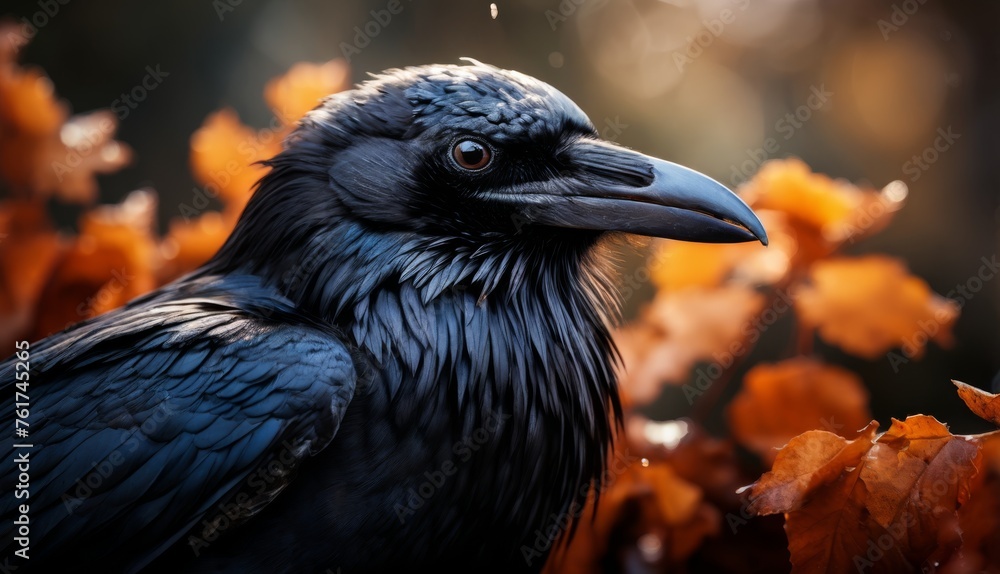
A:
451 139 493 171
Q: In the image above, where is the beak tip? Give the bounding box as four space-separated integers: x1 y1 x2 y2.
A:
755 227 769 247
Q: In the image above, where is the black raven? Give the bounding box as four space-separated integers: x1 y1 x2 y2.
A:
1 62 766 573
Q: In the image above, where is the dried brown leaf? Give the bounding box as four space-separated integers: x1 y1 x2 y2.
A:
729 358 873 463
954 380 1000 427
744 421 878 515
745 415 983 573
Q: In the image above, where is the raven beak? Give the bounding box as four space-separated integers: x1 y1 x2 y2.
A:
520 139 768 245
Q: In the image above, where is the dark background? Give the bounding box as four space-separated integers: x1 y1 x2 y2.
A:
3 0 999 433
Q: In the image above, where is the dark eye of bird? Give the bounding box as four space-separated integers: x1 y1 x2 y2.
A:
451 140 492 170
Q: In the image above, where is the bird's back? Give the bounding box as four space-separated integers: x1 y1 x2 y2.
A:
0 274 357 573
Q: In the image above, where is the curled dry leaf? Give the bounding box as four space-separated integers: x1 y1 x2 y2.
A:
953 380 1000 427
744 415 984 573
729 358 873 464
742 421 878 515
795 255 959 360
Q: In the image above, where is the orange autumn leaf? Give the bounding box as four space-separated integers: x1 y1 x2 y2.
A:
0 102 131 204
265 60 350 122
615 286 765 405
745 415 985 573
863 417 979 521
795 255 958 359
612 322 674 408
643 286 767 370
0 200 62 307
175 60 352 281
655 423 744 506
784 466 902 573
954 380 1000 427
189 108 282 215
743 158 854 229
856 417 979 567
743 421 878 515
729 359 873 463
48 111 134 202
641 463 704 524
0 200 64 347
0 26 131 203
0 65 65 135
741 157 906 242
190 60 348 219
32 190 160 337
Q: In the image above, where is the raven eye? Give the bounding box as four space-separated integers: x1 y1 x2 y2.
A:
451 140 492 170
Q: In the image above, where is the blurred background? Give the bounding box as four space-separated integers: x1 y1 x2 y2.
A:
2 0 998 432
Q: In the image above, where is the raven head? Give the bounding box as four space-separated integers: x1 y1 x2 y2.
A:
211 62 766 309
268 61 766 245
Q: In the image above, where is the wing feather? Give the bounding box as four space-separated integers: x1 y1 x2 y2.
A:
0 295 357 572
